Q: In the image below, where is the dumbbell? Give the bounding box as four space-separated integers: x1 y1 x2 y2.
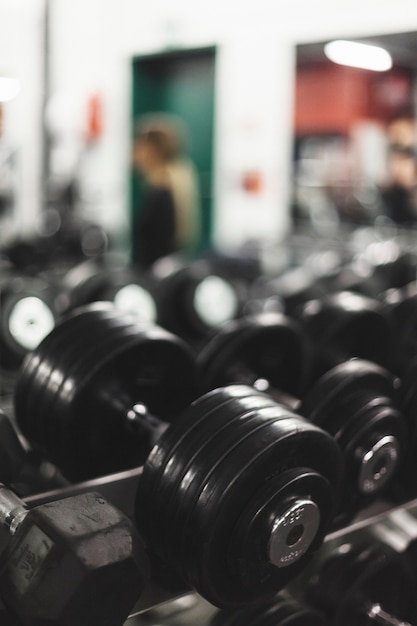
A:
14 302 198 481
134 383 343 608
197 313 406 521
295 290 400 383
209 593 329 625
0 484 148 625
14 303 344 608
59 258 157 324
2 236 52 274
146 257 242 346
333 248 417 300
0 272 56 394
245 266 328 319
305 540 417 625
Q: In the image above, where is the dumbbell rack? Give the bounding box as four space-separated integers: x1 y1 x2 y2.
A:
20 460 417 623
3 224 417 623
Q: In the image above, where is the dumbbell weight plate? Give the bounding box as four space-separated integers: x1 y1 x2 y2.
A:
15 303 197 480
112 282 157 323
41 318 147 463
137 385 273 550
0 276 56 369
140 389 280 560
191 274 240 329
16 309 141 474
64 261 158 324
298 291 399 379
3 295 55 355
168 404 304 565
197 313 311 397
16 305 129 442
300 362 403 477
18 326 140 485
227 468 332 589
61 259 111 311
186 418 338 606
136 387 343 607
147 395 284 557
152 259 240 341
299 359 404 507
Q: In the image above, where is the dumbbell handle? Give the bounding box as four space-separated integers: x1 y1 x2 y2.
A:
224 362 301 409
0 486 27 549
366 603 413 626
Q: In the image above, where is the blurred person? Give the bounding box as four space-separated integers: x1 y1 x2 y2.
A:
132 114 201 269
380 110 417 224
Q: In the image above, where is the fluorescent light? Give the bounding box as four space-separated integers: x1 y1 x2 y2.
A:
324 40 393 71
0 77 21 102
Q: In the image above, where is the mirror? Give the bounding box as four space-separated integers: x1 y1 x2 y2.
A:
292 31 417 235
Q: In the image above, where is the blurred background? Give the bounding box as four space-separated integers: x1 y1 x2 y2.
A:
2 0 417 263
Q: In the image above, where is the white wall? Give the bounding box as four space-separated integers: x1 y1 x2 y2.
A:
5 0 417 251
0 0 45 238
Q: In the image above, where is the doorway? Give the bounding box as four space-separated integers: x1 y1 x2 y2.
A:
131 46 216 260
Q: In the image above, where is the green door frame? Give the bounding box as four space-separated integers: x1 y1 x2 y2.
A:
130 46 216 262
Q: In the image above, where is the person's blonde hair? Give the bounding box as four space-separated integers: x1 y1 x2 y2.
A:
134 114 188 162
134 114 201 252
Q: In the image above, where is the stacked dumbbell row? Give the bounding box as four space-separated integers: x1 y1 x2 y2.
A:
0 304 341 621
2 247 417 621
10 299 413 513
0 254 250 396
0 298 415 623
2 231 417 393
1 232 415 397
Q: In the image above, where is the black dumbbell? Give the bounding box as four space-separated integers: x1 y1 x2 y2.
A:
58 259 158 324
296 290 400 383
0 272 56 395
197 314 406 521
147 257 242 346
305 540 416 625
333 248 417 300
134 384 343 608
14 302 198 481
209 593 329 625
2 235 52 274
246 266 329 320
0 484 148 625
14 304 343 608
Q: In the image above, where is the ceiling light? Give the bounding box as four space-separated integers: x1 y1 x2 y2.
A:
324 40 393 71
0 77 21 102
